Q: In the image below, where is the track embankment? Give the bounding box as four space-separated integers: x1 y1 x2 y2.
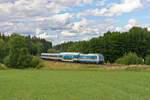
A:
41 60 150 71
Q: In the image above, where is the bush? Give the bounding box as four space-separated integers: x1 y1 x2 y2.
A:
30 56 43 68
145 55 150 65
115 52 143 65
3 56 9 67
36 61 44 69
4 56 43 69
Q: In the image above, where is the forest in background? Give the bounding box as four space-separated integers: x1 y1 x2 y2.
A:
0 26 150 67
53 27 150 63
0 33 52 56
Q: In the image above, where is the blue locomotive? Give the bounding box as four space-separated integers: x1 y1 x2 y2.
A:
41 52 104 64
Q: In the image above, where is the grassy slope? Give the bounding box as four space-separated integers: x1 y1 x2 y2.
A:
0 70 150 100
42 60 150 71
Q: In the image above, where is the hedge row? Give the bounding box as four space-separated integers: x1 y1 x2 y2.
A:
115 52 150 65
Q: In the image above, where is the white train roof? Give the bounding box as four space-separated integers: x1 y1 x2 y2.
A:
59 52 80 55
41 53 59 55
41 52 103 56
80 54 99 56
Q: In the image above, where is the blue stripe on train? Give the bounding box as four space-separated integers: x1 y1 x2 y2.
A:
73 60 98 63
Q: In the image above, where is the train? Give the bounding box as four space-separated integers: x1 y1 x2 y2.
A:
41 52 104 64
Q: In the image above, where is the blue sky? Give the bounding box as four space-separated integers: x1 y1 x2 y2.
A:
0 0 150 45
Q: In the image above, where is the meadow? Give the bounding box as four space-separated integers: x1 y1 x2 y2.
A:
0 69 150 100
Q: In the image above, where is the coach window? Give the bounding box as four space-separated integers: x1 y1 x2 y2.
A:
48 55 58 57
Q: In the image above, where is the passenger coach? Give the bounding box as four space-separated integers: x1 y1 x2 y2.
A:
41 52 104 64
41 53 61 61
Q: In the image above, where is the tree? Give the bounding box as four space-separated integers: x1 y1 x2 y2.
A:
5 34 32 68
0 39 5 62
47 49 58 53
35 42 43 55
68 41 90 53
25 35 52 55
53 41 74 52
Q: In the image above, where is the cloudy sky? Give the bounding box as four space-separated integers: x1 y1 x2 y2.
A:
0 0 150 45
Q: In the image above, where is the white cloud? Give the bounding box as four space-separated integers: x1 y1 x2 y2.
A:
114 18 150 32
0 0 77 23
37 13 73 33
35 28 58 39
107 0 142 16
0 0 149 44
78 0 143 17
61 31 77 37
50 0 93 7
72 18 87 33
50 13 73 27
56 18 108 37
0 0 15 3
82 37 90 41
77 8 107 18
37 33 58 39
114 19 138 32
124 19 138 29
104 18 119 24
0 32 12 36
36 28 42 35
63 18 103 36
96 0 106 6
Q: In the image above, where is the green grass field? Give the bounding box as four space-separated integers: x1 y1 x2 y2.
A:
0 70 150 100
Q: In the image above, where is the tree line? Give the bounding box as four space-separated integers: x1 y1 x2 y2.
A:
1 26 150 68
53 27 150 63
0 33 52 56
